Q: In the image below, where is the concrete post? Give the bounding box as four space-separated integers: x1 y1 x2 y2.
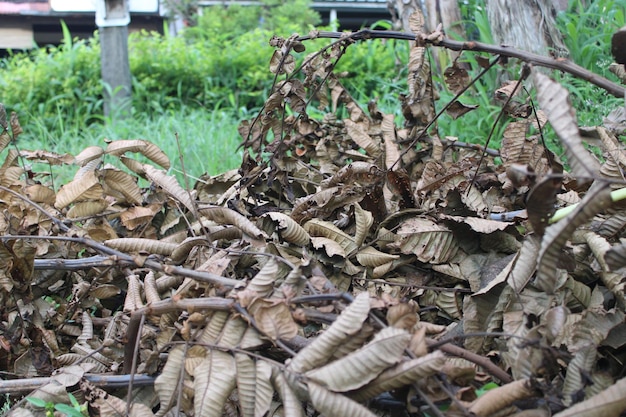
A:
97 0 132 118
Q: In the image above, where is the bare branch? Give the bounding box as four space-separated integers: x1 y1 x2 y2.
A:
300 29 626 98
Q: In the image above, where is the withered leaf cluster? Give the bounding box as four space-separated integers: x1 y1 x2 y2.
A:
3 22 626 417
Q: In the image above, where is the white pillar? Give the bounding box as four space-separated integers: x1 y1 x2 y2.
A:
330 8 338 32
96 0 132 118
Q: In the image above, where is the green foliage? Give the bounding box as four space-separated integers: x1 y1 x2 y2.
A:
475 381 500 397
0 21 102 135
0 1 323 128
335 37 409 110
26 392 88 417
458 0 494 44
555 0 624 126
559 0 624 74
1 394 11 415
185 0 320 41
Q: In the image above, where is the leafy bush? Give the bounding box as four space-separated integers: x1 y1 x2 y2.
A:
0 1 323 123
185 0 320 40
0 23 102 135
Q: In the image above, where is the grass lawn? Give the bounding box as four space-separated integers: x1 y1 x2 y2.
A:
11 106 245 186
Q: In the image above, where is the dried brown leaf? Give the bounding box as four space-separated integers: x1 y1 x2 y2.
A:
154 345 185 417
195 351 237 417
55 171 102 209
349 351 447 402
288 292 370 373
248 298 299 340
106 139 170 170
307 380 378 417
536 183 612 293
305 326 410 392
533 71 600 181
390 216 458 264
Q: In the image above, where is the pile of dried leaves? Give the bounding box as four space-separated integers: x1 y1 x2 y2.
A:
3 17 626 417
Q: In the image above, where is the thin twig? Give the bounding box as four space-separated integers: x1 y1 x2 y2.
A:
427 339 513 384
126 313 145 416
0 234 242 288
0 374 156 394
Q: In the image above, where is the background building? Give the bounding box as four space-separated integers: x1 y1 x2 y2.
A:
0 0 389 55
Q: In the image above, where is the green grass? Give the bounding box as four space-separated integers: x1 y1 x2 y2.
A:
554 0 625 127
9 106 244 186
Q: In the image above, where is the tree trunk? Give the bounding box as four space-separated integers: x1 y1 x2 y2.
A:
387 0 465 67
423 0 464 40
387 0 421 33
486 0 568 57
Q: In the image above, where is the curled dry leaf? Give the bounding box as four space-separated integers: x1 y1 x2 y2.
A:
389 216 458 264
106 139 170 170
24 184 56 205
75 145 104 166
349 351 447 402
344 119 382 158
305 326 410 392
307 380 378 417
288 292 370 373
535 183 612 294
261 211 311 246
552 375 626 417
104 238 178 256
269 50 296 74
533 71 600 182
119 204 161 230
469 378 537 417
305 218 358 255
144 164 195 212
194 351 237 417
154 345 185 417
199 205 268 241
66 199 109 219
353 203 373 247
101 168 143 205
273 369 306 417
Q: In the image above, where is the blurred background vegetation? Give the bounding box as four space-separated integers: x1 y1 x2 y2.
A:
0 0 623 181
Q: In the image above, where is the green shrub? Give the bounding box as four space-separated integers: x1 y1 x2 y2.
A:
184 0 320 41
0 24 102 136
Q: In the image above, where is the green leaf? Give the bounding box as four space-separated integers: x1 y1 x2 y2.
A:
55 403 85 417
26 397 49 408
475 382 500 397
68 392 80 408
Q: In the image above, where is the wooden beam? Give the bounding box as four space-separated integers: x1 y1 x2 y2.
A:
0 25 34 49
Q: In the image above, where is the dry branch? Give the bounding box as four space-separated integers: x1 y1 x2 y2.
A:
0 374 155 395
299 29 626 98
